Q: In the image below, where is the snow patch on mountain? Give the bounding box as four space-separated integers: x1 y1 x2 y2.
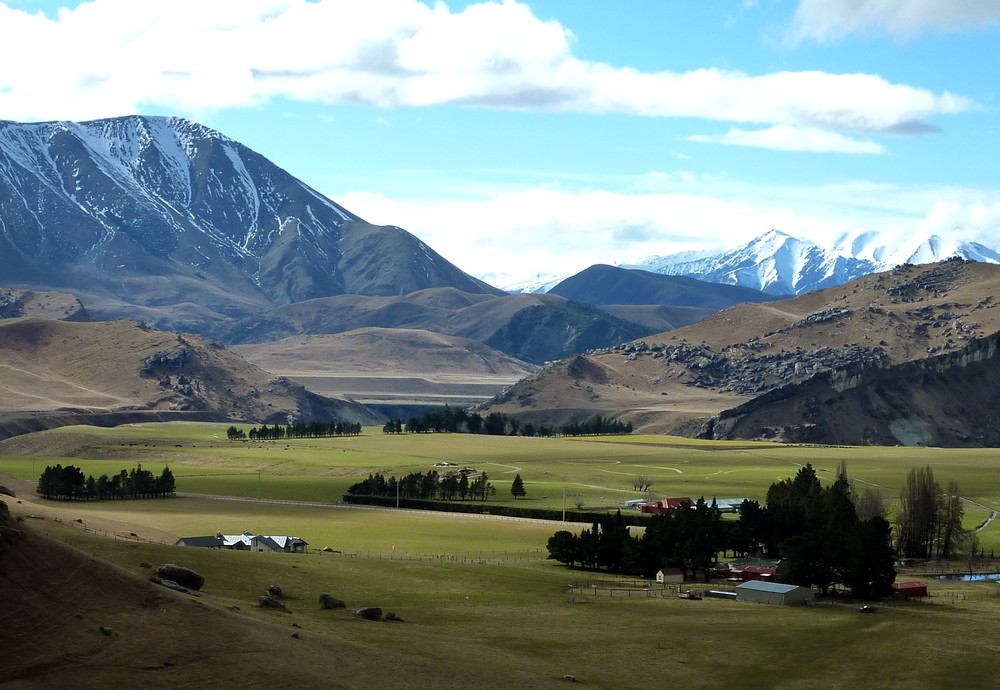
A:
623 229 1000 296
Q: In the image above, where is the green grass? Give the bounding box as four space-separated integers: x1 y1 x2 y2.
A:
32 516 1000 690
6 421 1000 688
3 422 1000 549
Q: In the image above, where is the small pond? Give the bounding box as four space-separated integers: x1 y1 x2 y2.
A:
934 573 1000 582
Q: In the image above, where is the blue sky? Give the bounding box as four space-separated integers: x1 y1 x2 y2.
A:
1 1 998 284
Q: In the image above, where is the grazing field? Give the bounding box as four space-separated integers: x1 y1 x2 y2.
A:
4 422 1000 688
2 422 998 550
15 511 1000 690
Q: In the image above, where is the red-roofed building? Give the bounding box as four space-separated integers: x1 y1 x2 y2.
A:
640 497 693 514
892 581 927 597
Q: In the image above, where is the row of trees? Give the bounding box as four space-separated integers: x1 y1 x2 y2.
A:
383 407 632 438
896 465 967 559
346 470 498 501
227 420 363 441
546 464 897 599
37 464 176 501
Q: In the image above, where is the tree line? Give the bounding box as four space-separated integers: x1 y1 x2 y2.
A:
383 407 631 437
227 420 363 441
896 465 968 559
346 470 497 501
546 464 897 599
37 463 176 501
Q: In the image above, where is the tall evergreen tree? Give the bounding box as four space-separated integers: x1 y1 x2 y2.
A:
510 473 526 499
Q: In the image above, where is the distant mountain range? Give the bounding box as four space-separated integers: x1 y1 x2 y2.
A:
625 229 1000 296
495 229 1000 297
0 115 798 366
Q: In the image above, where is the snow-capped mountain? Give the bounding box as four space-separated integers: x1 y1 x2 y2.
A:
624 229 1000 296
0 116 498 333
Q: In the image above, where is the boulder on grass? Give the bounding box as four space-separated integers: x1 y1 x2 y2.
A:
267 584 282 597
384 612 403 622
319 594 346 610
356 607 382 621
258 596 291 613
155 564 204 590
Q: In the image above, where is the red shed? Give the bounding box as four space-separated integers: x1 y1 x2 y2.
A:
892 581 928 597
735 565 777 582
640 497 693 514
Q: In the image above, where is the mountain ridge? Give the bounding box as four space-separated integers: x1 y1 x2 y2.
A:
0 116 500 336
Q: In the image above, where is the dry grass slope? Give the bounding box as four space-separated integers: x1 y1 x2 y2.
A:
483 260 1000 442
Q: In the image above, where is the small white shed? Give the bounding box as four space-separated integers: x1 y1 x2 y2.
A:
656 568 685 584
735 581 814 606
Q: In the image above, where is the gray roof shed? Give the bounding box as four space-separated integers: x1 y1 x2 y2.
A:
736 581 814 606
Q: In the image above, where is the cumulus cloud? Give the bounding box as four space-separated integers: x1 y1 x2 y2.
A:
0 0 972 151
689 125 886 154
790 0 1000 41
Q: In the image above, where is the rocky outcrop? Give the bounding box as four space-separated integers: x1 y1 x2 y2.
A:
319 594 346 610
702 330 1000 447
155 564 205 591
258 596 291 613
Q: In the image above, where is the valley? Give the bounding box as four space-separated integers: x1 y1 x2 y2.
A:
3 423 1000 689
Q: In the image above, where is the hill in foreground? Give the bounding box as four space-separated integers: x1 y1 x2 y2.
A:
481 259 1000 446
0 318 380 440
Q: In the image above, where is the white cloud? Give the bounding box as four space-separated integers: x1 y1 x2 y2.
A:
689 125 887 154
790 0 1000 41
0 0 970 147
338 180 1000 283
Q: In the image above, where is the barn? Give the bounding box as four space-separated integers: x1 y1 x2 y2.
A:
736 581 814 606
656 568 685 584
892 581 928 598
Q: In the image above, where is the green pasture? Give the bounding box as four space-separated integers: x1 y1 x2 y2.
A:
3 422 1000 549
55 494 561 558
31 516 1000 690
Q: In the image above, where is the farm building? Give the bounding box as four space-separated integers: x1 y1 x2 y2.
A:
177 531 308 554
656 568 685 584
640 497 693 514
735 581 814 606
716 563 777 582
711 498 749 513
892 581 928 598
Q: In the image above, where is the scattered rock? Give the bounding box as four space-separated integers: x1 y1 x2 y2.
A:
291 632 299 639
150 577 189 594
258 596 291 613
356 607 382 621
384 612 404 622
319 594 346 610
99 626 114 636
267 584 282 597
139 562 152 569
155 564 204 590
0 526 23 545
562 675 578 682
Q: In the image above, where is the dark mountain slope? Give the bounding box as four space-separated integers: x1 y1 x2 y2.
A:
548 264 781 308
227 289 651 364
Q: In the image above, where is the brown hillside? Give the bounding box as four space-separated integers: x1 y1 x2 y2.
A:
482 260 1000 442
0 496 456 689
0 288 88 321
0 319 380 440
234 328 535 380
